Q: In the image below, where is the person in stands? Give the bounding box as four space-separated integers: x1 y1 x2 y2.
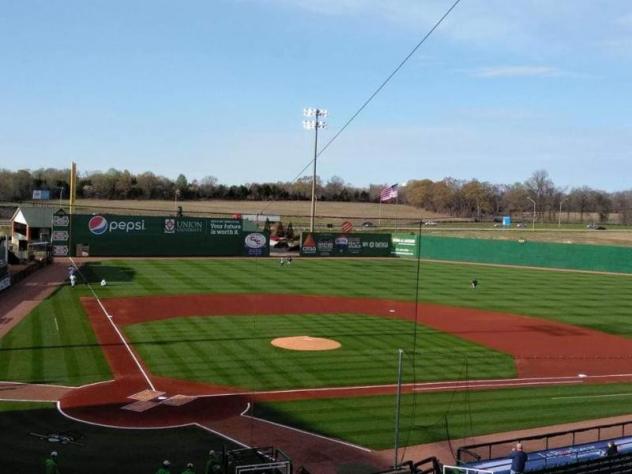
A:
510 443 528 474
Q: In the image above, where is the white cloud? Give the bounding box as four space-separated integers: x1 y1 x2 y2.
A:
472 66 562 78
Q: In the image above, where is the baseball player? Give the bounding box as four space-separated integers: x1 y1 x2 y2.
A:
69 273 77 287
100 279 107 287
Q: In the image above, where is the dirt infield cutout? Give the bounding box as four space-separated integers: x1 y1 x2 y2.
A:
271 336 341 351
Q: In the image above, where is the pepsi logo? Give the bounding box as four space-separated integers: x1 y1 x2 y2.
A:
88 216 108 235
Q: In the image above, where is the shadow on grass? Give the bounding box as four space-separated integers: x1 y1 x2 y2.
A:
79 262 136 284
0 405 236 474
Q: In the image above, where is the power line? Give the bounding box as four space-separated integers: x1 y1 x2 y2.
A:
260 0 463 214
289 0 463 185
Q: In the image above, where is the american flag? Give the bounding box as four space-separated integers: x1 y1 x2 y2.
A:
380 184 399 202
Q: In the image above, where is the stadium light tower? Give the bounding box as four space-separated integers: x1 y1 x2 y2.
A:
303 107 327 232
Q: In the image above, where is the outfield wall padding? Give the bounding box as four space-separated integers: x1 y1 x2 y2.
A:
300 232 392 257
392 233 632 273
55 213 269 257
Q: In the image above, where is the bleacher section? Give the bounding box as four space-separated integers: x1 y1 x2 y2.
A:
534 451 632 474
457 420 632 474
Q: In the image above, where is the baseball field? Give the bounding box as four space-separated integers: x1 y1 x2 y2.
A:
2 256 632 472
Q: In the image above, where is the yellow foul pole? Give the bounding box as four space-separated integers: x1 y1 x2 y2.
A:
69 162 77 214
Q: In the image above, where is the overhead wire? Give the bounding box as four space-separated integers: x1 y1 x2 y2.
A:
258 0 464 215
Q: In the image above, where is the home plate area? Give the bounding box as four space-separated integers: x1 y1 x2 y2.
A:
122 390 197 412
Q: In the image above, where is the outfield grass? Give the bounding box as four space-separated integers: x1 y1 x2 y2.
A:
3 256 632 396
0 286 111 385
125 314 515 390
85 258 632 336
254 383 632 449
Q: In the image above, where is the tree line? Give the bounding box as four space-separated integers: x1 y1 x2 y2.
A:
1 167 631 223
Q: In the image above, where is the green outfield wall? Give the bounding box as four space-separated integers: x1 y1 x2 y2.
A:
52 212 269 257
392 233 632 273
300 232 392 257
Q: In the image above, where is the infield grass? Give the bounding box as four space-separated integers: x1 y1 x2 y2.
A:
125 314 515 390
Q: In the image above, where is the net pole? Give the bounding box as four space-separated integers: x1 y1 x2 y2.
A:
394 348 404 467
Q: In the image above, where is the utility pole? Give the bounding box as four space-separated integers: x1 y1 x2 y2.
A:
303 108 327 233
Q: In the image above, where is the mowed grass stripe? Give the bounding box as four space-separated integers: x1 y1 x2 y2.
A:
254 383 632 449
81 258 632 336
0 287 111 385
124 314 515 390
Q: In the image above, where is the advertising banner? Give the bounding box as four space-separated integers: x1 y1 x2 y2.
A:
392 233 420 257
52 209 70 257
300 232 392 257
68 214 269 257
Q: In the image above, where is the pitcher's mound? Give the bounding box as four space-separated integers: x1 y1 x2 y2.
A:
271 336 341 351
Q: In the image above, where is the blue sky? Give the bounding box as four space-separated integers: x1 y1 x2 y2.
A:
1 0 631 190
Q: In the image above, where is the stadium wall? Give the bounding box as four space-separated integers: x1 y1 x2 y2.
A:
300 232 392 257
53 212 269 257
392 234 632 273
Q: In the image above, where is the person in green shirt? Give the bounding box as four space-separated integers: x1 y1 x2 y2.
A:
181 462 195 474
156 460 172 474
205 450 222 474
45 451 60 474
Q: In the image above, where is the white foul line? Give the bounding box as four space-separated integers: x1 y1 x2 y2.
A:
242 412 373 453
69 257 156 391
54 317 59 332
551 393 632 400
413 380 581 392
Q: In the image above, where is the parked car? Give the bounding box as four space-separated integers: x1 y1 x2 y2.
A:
362 221 375 227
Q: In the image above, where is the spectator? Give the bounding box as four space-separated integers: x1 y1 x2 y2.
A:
156 460 171 474
45 451 60 474
181 462 195 473
606 441 619 456
205 450 221 474
510 443 527 474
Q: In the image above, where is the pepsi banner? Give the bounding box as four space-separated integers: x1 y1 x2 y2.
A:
300 232 392 257
68 214 269 257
